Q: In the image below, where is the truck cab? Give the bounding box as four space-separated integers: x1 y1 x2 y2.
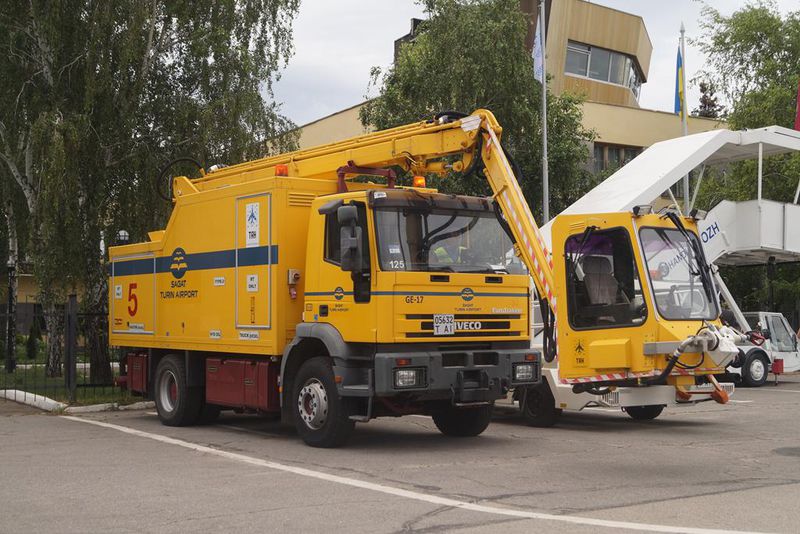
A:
282 187 538 444
729 311 800 386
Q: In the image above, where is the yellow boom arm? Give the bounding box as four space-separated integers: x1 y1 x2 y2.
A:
186 109 556 308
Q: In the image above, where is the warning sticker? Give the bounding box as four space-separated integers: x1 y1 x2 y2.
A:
245 202 259 248
114 285 123 299
247 274 258 292
238 330 260 341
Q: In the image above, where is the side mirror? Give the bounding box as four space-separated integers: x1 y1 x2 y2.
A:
338 205 363 272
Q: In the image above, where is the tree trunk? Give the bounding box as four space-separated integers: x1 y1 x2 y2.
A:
44 300 63 378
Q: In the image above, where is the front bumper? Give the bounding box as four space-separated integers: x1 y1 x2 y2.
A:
372 348 540 404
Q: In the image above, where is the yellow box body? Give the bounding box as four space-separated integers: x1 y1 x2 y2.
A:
109 178 531 357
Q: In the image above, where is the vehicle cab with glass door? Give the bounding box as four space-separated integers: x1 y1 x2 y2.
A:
552 209 725 385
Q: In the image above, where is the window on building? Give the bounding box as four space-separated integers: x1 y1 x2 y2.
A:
566 42 590 76
592 143 644 173
565 40 643 99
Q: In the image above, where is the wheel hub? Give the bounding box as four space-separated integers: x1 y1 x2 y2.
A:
750 359 766 382
160 370 178 412
297 379 329 430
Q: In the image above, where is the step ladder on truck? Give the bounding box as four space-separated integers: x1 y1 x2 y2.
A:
109 110 748 446
522 126 800 425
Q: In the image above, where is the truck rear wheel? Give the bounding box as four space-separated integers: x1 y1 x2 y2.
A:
520 382 561 428
154 355 202 426
292 357 355 448
624 405 664 420
432 405 493 437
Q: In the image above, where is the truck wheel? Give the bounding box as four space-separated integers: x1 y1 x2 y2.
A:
432 405 493 437
292 357 355 448
154 356 202 426
520 382 561 428
624 405 664 420
742 352 769 387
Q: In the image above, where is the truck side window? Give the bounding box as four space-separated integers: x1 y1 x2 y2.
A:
324 214 342 265
565 227 647 329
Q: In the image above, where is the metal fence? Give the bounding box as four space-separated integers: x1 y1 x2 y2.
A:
1 295 124 406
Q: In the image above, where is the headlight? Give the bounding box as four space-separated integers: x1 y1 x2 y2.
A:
394 368 425 388
514 363 534 382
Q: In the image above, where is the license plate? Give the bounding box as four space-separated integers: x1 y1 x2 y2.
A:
433 314 455 336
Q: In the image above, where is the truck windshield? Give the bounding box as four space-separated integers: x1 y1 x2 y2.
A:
639 227 719 320
374 207 525 273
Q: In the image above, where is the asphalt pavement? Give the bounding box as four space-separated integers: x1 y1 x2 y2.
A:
2 376 799 533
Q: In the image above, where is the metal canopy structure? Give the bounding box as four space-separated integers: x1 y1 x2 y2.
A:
547 125 800 227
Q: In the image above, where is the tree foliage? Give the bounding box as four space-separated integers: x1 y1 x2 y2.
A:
0 0 299 376
360 0 596 218
695 1 800 322
692 81 725 118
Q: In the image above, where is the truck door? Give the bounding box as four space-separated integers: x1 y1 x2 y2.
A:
766 314 800 372
111 254 156 334
235 194 272 334
311 202 376 342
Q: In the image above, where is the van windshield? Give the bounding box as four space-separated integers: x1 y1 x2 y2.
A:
374 207 525 274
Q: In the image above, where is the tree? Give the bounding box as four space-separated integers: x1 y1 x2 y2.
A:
0 1 300 377
360 0 596 218
692 81 725 118
695 1 800 323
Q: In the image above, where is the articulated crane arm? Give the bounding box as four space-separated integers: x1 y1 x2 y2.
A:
185 110 557 352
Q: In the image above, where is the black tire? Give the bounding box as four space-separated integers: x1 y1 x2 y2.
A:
292 357 355 448
432 405 493 437
154 355 203 426
520 381 562 428
742 352 769 387
624 405 664 421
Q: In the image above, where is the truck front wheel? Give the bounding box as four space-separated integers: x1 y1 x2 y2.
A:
432 405 493 437
292 357 355 448
154 355 202 426
742 352 769 387
624 405 664 420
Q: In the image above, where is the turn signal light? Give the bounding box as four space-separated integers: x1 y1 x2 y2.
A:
275 164 289 176
412 175 426 188
395 358 412 366
525 353 537 362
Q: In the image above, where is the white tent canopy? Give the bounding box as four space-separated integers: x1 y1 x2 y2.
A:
541 125 800 246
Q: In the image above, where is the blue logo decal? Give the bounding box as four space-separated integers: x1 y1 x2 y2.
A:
170 247 188 279
461 287 474 302
334 287 344 300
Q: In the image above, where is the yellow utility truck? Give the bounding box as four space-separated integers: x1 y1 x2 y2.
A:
110 110 747 447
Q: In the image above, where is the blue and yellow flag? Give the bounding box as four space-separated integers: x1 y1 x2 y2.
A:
674 47 684 118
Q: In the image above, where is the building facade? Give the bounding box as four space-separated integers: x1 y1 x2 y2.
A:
295 0 723 175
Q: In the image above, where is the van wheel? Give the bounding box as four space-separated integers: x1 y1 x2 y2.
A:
520 382 561 427
624 405 664 420
432 405 493 437
742 352 769 387
154 355 202 426
292 357 355 448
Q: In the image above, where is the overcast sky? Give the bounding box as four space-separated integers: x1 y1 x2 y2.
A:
273 0 796 126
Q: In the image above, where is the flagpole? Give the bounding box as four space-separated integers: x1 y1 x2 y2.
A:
680 22 689 213
540 0 549 222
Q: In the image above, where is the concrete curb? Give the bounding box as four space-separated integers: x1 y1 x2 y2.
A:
0 390 67 411
0 389 153 413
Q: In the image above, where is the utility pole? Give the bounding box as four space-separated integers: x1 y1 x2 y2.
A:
539 0 550 222
680 22 690 213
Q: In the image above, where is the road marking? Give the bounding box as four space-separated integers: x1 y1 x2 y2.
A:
61 415 764 534
728 400 753 404
766 388 800 393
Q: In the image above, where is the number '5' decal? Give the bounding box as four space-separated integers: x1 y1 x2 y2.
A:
128 283 138 316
